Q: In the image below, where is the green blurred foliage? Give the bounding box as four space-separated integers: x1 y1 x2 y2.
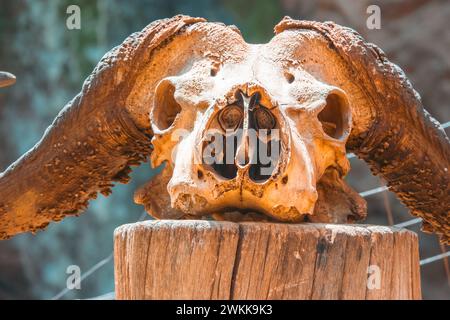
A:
224 0 283 43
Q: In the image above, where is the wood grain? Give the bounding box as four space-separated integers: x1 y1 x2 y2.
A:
114 220 421 300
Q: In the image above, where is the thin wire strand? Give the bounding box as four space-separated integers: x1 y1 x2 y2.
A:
420 252 450 266
51 210 149 300
393 218 422 229
359 186 389 197
84 291 115 300
51 253 113 300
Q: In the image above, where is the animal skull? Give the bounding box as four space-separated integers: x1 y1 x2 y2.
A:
0 16 448 243
135 55 363 223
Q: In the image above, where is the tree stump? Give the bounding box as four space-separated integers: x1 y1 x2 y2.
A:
114 220 421 300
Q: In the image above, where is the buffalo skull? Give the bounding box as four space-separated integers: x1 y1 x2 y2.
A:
0 16 448 243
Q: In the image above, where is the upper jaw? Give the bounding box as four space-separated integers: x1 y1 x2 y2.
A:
147 59 351 223
166 93 319 222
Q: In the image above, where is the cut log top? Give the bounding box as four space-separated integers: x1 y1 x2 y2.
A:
114 220 421 300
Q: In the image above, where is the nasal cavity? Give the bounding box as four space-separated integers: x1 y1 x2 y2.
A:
213 134 239 179
202 90 280 182
203 133 239 180
202 96 244 180
248 137 281 182
248 93 279 183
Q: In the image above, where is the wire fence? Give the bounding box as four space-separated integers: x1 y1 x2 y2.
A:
51 211 149 300
420 252 450 266
52 253 113 300
350 119 449 271
52 119 450 300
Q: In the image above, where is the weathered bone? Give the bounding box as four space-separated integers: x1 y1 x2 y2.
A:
134 164 184 219
149 73 352 222
0 15 448 244
312 168 367 224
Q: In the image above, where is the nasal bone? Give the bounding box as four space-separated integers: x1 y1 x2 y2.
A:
235 91 259 168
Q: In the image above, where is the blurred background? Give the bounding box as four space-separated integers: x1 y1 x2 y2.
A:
0 0 448 299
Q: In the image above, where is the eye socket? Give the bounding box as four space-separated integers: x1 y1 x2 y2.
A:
152 81 182 131
218 105 243 131
254 106 276 130
285 72 295 84
317 92 350 140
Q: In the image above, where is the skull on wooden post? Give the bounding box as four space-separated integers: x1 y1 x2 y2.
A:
137 54 365 223
0 16 448 243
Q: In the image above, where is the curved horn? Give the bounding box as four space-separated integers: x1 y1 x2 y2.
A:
274 17 449 243
0 15 241 239
0 71 16 88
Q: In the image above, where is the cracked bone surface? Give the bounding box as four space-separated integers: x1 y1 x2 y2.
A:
0 16 448 243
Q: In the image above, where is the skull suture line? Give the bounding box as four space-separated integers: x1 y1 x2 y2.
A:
0 16 448 243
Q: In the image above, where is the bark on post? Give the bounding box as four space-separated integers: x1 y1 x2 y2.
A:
114 220 421 300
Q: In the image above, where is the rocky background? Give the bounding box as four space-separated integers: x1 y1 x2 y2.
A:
0 0 448 299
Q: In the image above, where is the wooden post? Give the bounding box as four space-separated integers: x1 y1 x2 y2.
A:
114 220 421 300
